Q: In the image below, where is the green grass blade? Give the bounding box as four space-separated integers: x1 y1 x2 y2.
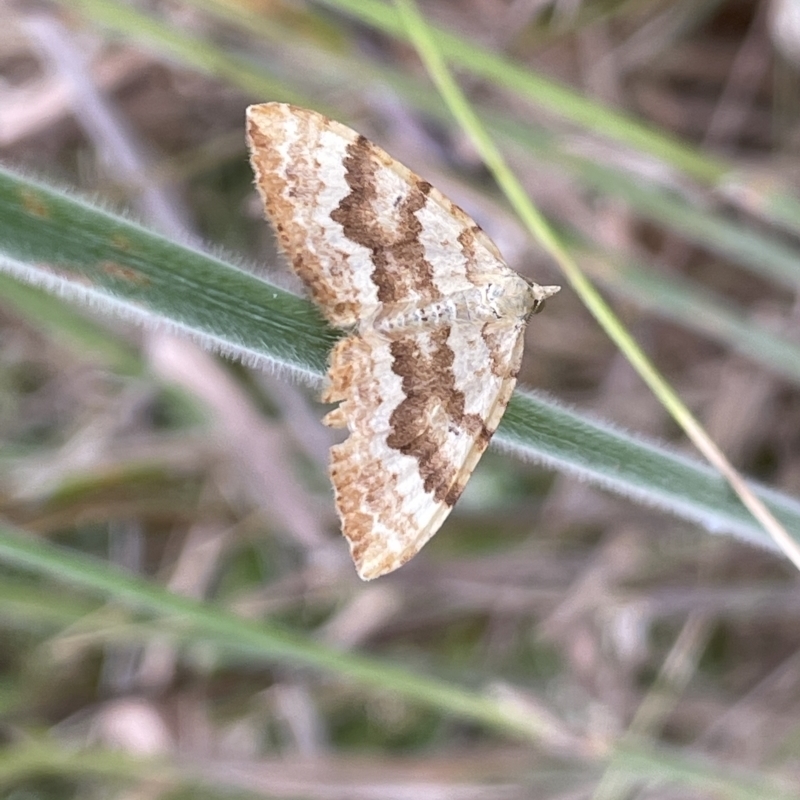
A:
0 273 141 374
2 519 799 798
70 0 312 105
1 166 799 549
502 390 800 550
581 249 800 387
0 739 176 785
316 0 722 182
0 519 558 743
566 161 800 290
493 116 800 291
612 740 800 800
0 166 336 382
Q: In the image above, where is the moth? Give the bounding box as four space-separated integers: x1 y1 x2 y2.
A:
247 103 559 579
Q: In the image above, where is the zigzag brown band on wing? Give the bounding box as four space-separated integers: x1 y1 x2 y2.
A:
331 135 442 305
247 105 378 327
323 331 438 578
331 136 496 507
387 326 491 505
457 224 491 285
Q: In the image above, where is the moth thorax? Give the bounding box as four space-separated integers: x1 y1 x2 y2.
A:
482 276 539 321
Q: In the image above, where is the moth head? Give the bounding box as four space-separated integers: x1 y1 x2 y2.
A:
527 282 561 317
485 277 560 321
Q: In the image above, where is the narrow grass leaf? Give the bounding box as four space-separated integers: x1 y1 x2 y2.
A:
0 519 560 743
1 165 799 549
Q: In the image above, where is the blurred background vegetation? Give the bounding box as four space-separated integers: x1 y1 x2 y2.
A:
1 0 800 797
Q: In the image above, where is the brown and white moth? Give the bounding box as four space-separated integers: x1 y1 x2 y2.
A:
247 103 559 579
